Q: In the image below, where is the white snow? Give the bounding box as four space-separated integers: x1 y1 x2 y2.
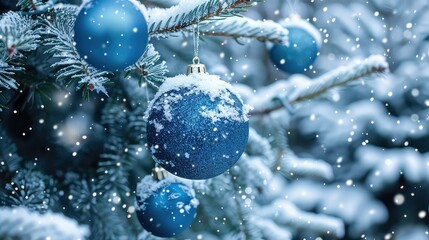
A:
0 207 89 240
281 17 322 47
147 0 207 30
279 154 334 181
149 119 164 133
201 16 289 44
145 73 248 124
135 175 199 211
253 218 293 240
356 145 429 191
298 99 424 151
200 101 243 123
257 199 345 238
130 0 149 16
285 180 388 237
287 55 388 104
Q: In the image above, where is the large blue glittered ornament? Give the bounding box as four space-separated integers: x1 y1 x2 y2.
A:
73 0 149 71
135 176 199 238
146 74 249 179
269 18 321 74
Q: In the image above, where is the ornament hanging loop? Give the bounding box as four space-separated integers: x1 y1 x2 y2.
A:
187 22 207 75
192 56 200 64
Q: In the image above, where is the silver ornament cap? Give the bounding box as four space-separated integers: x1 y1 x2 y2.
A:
152 166 168 181
187 57 207 75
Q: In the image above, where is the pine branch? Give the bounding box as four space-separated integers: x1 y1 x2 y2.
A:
119 77 152 141
42 6 110 98
68 177 134 240
278 152 334 181
0 11 40 94
0 207 89 240
257 199 345 238
96 86 148 196
97 101 132 194
1 165 58 213
234 129 338 237
68 176 97 214
148 0 261 36
289 55 388 104
253 218 292 240
273 122 333 181
225 139 278 240
247 128 275 165
0 11 59 110
251 55 389 116
18 0 38 11
17 0 57 12
200 16 288 44
0 127 22 174
0 58 21 90
83 80 151 239
0 11 40 55
124 44 168 89
229 172 263 240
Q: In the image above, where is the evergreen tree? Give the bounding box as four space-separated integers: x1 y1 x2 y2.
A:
0 0 426 239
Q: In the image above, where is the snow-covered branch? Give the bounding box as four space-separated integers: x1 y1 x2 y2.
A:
247 128 275 164
273 122 333 181
0 207 89 240
289 55 388 104
0 127 22 174
17 0 57 13
257 199 345 238
148 0 260 36
0 59 21 90
0 12 40 92
42 6 110 98
284 180 388 238
3 167 57 213
253 218 292 240
125 44 168 88
200 16 288 44
278 154 334 181
251 55 389 116
0 12 40 55
356 145 429 191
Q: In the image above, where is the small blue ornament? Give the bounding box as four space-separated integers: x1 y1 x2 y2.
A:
146 74 249 179
135 177 198 238
73 0 149 71
269 19 320 74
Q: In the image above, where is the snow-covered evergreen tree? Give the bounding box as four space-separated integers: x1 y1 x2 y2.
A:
0 0 426 239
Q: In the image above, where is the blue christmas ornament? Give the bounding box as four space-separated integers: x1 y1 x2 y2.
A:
73 0 149 71
135 176 199 238
269 18 321 74
146 73 249 179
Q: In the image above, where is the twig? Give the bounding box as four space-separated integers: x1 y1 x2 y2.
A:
251 55 389 116
149 0 258 35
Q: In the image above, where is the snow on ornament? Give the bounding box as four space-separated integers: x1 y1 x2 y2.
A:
135 173 199 238
73 0 149 71
146 59 250 179
269 15 321 74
